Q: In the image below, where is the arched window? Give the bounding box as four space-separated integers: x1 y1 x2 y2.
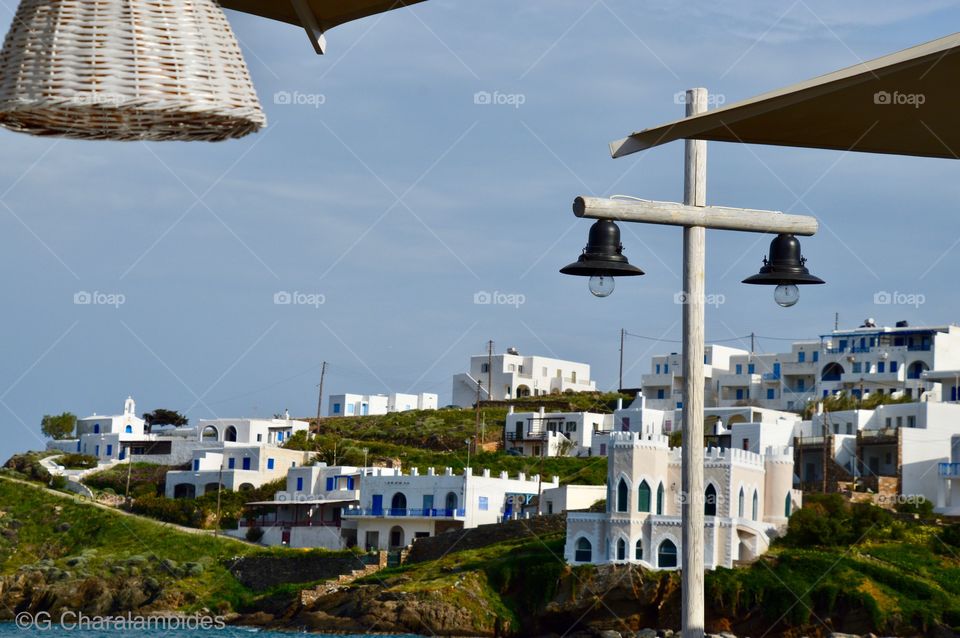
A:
656 483 664 515
635 538 643 561
658 539 678 568
752 490 759 521
704 484 717 516
616 538 626 561
616 478 628 513
785 492 792 517
738 487 745 518
125 424 133 434
93 423 100 434
390 492 407 515
638 480 651 512
575 537 592 562
445 491 458 512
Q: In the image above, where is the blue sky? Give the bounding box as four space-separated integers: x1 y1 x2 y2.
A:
2 0 960 460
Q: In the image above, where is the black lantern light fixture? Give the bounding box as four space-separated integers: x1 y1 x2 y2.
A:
560 220 644 297
742 233 824 307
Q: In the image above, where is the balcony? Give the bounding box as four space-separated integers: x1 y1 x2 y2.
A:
908 344 932 351
239 519 341 528
780 361 816 375
505 431 549 442
840 372 900 385
762 372 781 381
940 463 960 478
342 507 466 518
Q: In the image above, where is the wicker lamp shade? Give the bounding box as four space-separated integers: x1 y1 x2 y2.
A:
0 0 266 141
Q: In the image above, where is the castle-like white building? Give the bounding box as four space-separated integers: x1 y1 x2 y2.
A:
565 430 798 569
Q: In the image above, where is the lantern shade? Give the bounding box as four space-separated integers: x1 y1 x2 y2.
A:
0 0 266 141
560 220 645 278
742 234 825 286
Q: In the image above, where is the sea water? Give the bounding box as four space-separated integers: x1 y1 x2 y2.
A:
1 623 422 637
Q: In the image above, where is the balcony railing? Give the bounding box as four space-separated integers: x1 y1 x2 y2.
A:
908 344 932 351
762 372 781 381
239 519 341 528
342 507 466 518
505 431 548 441
940 463 960 478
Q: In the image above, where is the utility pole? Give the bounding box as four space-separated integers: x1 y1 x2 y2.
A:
619 328 626 391
124 449 132 501
834 312 840 331
680 87 707 638
315 361 327 441
750 332 755 358
475 380 483 445
487 340 494 401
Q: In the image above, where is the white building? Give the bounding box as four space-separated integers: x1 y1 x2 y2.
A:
328 392 438 417
533 484 607 516
793 401 960 510
342 467 558 550
164 444 311 498
504 407 612 457
641 345 747 412
565 430 798 570
229 464 402 549
452 347 596 407
641 321 960 414
196 417 309 445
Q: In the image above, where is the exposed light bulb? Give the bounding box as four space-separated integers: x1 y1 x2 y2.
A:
588 275 615 298
774 284 800 308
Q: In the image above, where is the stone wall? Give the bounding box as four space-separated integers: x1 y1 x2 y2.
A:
227 551 383 591
405 513 566 564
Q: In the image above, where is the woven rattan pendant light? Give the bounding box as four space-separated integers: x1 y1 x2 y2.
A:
0 0 266 141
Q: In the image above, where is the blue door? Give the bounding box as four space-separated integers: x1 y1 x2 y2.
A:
773 362 781 378
242 458 251 470
372 494 384 515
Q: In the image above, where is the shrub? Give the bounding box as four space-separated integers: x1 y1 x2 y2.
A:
896 498 935 518
245 526 265 543
58 454 99 470
49 475 68 490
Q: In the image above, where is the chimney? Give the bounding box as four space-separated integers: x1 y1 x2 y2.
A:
616 398 623 410
507 405 514 414
539 406 546 416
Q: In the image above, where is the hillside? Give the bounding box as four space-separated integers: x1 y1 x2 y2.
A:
0 476 353 619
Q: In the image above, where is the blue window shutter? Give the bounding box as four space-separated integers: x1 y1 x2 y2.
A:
347 477 355 490
278 432 283 442
267 458 275 470
243 457 251 470
106 445 112 456
813 351 819 362
297 477 304 491
194 459 200 471
326 477 334 491
228 458 235 469
767 389 775 400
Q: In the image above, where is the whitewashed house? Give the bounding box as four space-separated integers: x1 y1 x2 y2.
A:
342 467 557 550
164 444 310 498
452 347 595 407
328 392 438 417
48 396 146 463
229 464 402 549
641 345 747 412
504 406 612 457
565 430 798 570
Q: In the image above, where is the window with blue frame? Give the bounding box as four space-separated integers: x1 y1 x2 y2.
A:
749 363 756 374
656 364 661 374
95 445 100 456
812 351 819 362
347 477 355 490
878 361 885 373
890 361 899 372
326 477 334 491
106 444 112 456
242 457 251 470
125 425 133 433
333 403 341 414
798 351 805 363
228 458 235 469
797 379 805 391
277 432 284 442
852 362 862 373
657 389 665 399
93 423 100 434
736 389 744 400
267 458 275 470
297 477 304 491
735 364 743 374
839 340 847 351
767 389 775 400
479 496 489 511
193 459 200 471
664 364 669 373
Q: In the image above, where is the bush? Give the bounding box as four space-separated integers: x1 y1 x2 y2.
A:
897 498 935 518
129 495 204 528
781 494 896 548
3 452 53 482
49 475 68 490
245 526 265 543
58 454 98 470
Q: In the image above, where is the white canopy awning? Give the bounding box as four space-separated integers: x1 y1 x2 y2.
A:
611 32 960 160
